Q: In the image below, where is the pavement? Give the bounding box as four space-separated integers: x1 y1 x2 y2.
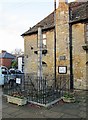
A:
1 89 88 119
0 87 2 120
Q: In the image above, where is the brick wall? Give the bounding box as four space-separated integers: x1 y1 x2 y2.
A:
0 58 12 68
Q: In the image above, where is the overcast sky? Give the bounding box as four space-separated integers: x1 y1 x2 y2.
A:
0 0 75 53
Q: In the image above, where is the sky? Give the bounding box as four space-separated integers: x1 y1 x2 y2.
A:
0 0 75 53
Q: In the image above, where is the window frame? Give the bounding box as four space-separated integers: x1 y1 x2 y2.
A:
85 23 88 44
42 33 47 48
37 33 47 48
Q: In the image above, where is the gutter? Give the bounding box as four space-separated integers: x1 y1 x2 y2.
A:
21 26 54 36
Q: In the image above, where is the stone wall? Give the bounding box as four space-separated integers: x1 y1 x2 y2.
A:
72 23 86 89
24 1 87 90
24 34 38 73
56 2 87 90
86 51 88 89
56 2 70 85
24 29 54 77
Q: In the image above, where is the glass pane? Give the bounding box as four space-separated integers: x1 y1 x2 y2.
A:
86 24 88 30
86 31 88 36
43 39 46 46
43 34 46 39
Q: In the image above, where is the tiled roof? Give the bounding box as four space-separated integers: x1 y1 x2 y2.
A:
21 12 54 36
0 52 16 59
22 1 88 36
69 1 88 22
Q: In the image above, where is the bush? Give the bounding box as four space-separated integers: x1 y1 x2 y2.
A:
11 60 18 69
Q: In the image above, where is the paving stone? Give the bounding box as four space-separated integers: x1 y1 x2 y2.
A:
50 103 80 116
41 110 64 118
0 109 2 112
8 109 24 117
0 111 2 120
61 109 80 116
0 116 2 120
2 113 15 118
79 107 86 112
21 104 43 112
2 90 87 119
0 93 2 120
15 112 45 118
61 113 80 118
78 111 87 118
80 103 87 107
2 107 20 115
0 103 2 110
2 104 8 109
51 104 80 116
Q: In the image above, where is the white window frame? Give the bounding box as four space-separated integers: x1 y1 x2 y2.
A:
43 33 47 48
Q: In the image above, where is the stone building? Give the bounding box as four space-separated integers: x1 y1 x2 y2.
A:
22 0 88 90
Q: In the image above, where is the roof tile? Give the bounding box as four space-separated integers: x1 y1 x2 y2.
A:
0 52 15 59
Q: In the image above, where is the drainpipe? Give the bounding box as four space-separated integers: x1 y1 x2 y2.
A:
69 5 73 90
54 0 57 88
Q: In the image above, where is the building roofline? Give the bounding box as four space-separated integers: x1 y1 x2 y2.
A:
21 11 54 36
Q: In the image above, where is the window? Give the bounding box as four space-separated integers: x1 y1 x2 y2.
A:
37 33 47 48
85 23 88 44
43 34 47 48
42 61 47 67
86 23 88 28
86 31 88 37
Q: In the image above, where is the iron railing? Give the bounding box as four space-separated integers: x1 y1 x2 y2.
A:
3 74 25 95
3 73 70 105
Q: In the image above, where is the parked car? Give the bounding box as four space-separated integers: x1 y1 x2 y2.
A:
16 69 22 74
0 66 24 86
0 66 8 85
9 68 16 74
9 68 22 74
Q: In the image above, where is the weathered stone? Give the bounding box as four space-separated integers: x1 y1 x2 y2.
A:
22 1 88 90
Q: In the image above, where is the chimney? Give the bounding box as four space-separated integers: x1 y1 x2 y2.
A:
58 0 68 11
59 0 67 3
1 50 6 53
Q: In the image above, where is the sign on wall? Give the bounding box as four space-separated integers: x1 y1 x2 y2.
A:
16 78 21 84
58 66 67 74
59 56 66 60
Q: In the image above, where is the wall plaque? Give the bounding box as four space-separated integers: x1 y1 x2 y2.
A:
59 56 66 60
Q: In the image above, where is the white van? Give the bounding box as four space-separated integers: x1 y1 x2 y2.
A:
0 66 8 85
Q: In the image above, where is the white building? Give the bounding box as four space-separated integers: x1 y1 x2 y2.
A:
17 55 24 72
